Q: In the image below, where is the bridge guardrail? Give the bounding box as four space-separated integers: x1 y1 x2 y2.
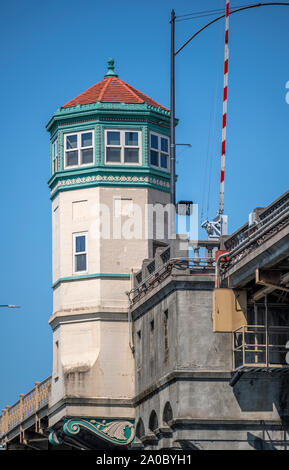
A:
131 255 216 304
0 376 51 440
233 325 289 370
220 194 289 275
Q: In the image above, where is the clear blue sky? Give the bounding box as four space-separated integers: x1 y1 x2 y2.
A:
0 0 289 410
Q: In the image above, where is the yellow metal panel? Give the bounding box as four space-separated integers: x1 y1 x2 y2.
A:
213 288 247 332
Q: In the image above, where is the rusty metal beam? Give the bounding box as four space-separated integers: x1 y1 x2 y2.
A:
253 268 289 301
253 285 275 302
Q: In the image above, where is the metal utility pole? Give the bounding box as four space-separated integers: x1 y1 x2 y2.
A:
0 305 20 308
170 9 176 206
170 2 289 238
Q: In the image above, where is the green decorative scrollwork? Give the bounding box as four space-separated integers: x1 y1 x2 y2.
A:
48 429 64 446
63 418 135 446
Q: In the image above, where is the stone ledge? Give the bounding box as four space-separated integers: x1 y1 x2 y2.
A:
48 396 134 420
131 276 215 320
133 370 233 405
171 417 285 428
49 309 129 329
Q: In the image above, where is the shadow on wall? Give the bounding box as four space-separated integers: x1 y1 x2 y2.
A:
136 418 145 439
233 374 289 418
247 432 278 450
177 440 201 450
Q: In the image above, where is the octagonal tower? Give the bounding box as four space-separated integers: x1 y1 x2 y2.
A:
46 59 172 445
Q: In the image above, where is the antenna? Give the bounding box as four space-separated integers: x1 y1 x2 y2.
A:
202 0 229 239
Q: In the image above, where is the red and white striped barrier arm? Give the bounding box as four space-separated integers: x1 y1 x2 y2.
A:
219 0 229 215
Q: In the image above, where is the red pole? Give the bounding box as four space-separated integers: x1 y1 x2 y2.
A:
219 0 230 215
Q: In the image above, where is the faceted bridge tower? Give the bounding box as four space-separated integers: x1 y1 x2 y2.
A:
46 59 172 447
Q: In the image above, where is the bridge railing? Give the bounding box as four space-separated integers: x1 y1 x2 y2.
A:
0 376 51 439
225 191 289 253
233 325 289 370
132 252 217 304
220 193 289 274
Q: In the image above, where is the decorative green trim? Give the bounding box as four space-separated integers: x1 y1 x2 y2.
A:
46 102 172 133
96 124 101 164
48 164 171 182
48 429 64 446
58 130 62 171
63 418 135 446
148 120 170 137
50 176 170 199
48 167 171 199
52 272 130 289
51 101 170 118
143 126 148 167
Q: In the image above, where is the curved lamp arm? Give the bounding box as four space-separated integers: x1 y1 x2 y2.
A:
170 2 289 207
175 3 289 56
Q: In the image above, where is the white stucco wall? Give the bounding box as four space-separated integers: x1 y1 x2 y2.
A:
49 184 170 421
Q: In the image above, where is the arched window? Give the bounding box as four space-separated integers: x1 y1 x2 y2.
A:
148 410 158 433
163 402 173 425
136 418 145 439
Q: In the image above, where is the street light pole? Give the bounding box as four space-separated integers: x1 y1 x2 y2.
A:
175 3 289 57
170 2 289 237
170 9 176 206
0 305 20 308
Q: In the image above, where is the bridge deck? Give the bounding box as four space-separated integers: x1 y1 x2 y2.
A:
0 377 51 449
220 190 289 291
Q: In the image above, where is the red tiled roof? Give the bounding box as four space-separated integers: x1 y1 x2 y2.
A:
62 76 169 111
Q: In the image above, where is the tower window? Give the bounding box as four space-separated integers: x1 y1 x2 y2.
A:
73 233 87 273
52 138 59 173
150 132 170 170
105 129 141 165
64 130 94 168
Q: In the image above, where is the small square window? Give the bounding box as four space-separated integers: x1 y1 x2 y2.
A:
76 235 86 253
151 134 158 150
125 132 138 146
52 139 59 173
161 137 168 153
66 151 78 167
81 148 93 164
75 254 86 272
81 132 92 147
66 134 77 149
107 131 120 146
53 140 58 157
107 147 121 162
150 150 158 166
160 153 168 169
124 148 139 163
